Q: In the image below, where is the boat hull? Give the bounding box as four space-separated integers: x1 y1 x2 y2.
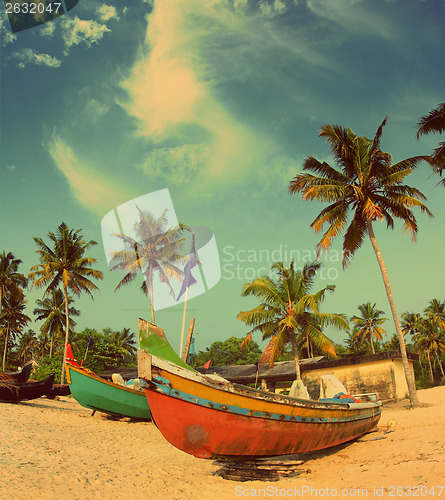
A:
137 320 381 459
1 363 33 384
0 373 55 403
145 386 381 459
66 363 151 420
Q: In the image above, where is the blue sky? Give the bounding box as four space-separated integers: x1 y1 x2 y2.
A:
1 0 444 356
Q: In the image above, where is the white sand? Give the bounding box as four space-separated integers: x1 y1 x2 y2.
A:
1 387 444 499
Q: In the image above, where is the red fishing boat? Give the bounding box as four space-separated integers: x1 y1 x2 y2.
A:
137 319 382 459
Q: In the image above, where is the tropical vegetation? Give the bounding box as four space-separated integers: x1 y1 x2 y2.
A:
0 295 31 371
33 289 80 358
416 103 445 184
289 118 433 407
350 303 387 354
0 251 29 369
237 261 348 379
31 327 138 382
28 222 103 384
408 299 445 385
189 336 262 367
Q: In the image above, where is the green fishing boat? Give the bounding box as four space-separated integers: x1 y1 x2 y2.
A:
65 362 151 420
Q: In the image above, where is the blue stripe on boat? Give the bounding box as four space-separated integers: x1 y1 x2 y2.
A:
142 376 379 424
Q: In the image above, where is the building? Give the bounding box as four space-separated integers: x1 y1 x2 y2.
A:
196 350 418 401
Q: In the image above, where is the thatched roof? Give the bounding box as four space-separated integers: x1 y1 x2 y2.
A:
195 350 418 384
195 356 325 385
100 350 418 385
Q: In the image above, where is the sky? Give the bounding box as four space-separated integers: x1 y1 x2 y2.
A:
1 0 444 358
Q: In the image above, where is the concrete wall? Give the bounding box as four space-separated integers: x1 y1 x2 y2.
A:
300 357 415 400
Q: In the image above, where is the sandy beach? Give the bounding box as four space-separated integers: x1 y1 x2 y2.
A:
1 387 444 500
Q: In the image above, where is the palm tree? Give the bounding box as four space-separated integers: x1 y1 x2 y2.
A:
0 251 28 317
33 289 80 358
289 117 432 407
414 317 445 382
344 330 369 354
0 296 31 370
400 312 421 340
105 327 137 360
383 334 401 351
16 329 39 363
416 103 445 183
109 208 187 323
424 298 445 328
29 222 103 383
350 303 386 354
237 261 348 379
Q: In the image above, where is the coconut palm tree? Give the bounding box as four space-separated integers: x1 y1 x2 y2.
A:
105 327 137 361
400 312 421 339
350 303 387 354
16 329 39 363
424 298 445 328
29 222 103 383
414 317 445 382
33 289 80 358
416 103 445 182
0 251 28 317
109 208 187 323
237 261 348 379
0 296 31 370
289 117 432 407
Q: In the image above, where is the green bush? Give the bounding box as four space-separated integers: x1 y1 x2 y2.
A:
415 376 434 390
32 355 63 383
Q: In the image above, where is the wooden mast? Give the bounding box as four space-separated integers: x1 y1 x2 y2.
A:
182 317 195 362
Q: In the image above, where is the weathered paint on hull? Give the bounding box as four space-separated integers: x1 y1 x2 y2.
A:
145 388 381 459
66 363 151 420
158 368 373 421
138 352 381 424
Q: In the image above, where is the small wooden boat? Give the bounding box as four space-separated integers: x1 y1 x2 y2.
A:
0 373 55 403
65 362 151 420
137 319 382 459
0 363 33 384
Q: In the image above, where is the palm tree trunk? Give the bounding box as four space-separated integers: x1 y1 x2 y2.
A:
60 284 70 385
436 353 445 377
2 322 10 371
3 321 10 371
367 220 419 407
370 332 375 354
427 350 434 382
290 334 301 380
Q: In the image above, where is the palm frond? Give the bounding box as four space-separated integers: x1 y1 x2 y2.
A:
416 103 445 138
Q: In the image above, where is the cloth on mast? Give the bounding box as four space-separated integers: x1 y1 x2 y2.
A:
177 233 198 301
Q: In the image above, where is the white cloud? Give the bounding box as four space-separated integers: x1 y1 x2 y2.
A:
40 21 56 38
119 0 278 187
47 134 136 216
6 164 16 171
307 0 396 40
12 48 62 69
139 144 208 185
97 4 119 22
0 16 17 46
61 16 111 53
259 0 289 17
84 98 110 121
